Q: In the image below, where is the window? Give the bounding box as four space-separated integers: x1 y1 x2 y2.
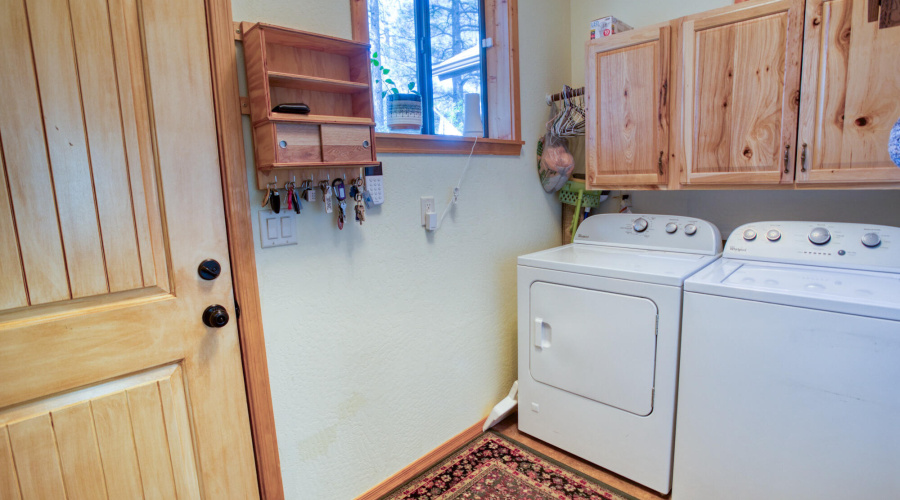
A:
351 0 522 155
367 0 488 136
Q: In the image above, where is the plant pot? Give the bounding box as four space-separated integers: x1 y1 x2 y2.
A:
386 93 423 130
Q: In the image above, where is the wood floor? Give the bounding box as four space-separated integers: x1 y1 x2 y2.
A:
493 413 668 500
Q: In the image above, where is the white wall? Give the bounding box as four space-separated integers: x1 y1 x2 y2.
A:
230 1 569 498
572 0 900 235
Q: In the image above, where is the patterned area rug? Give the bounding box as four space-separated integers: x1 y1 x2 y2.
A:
381 432 638 500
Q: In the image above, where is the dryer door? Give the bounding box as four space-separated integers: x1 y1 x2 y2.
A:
529 282 658 416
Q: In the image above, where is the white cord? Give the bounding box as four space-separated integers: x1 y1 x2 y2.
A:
436 136 479 229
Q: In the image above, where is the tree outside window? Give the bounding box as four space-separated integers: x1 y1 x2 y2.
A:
368 0 487 136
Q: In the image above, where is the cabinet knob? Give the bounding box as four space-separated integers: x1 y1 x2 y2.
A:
800 143 808 173
783 144 791 173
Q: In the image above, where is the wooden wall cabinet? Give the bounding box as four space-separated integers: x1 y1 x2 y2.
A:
585 24 671 190
674 0 805 186
585 0 900 190
242 23 380 189
795 0 900 183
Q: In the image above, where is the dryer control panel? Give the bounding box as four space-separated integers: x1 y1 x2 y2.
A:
574 214 722 255
724 221 900 272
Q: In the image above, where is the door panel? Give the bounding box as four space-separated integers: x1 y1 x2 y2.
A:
586 25 670 189
797 0 900 183
0 0 259 496
678 0 804 185
529 282 658 416
0 0 168 310
0 365 201 500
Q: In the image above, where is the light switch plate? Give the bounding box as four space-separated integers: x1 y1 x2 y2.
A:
258 209 297 248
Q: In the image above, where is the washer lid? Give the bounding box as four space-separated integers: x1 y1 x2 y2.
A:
518 244 719 286
685 259 900 321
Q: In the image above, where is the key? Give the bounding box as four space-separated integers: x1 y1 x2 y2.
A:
285 184 293 211
354 192 366 224
320 181 332 214
270 187 281 214
262 186 271 208
291 186 301 214
332 178 346 230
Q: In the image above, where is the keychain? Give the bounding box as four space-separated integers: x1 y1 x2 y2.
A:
332 178 346 230
286 182 301 214
269 186 281 214
320 181 333 214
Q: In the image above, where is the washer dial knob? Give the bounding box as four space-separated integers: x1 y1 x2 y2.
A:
743 228 757 241
861 232 882 248
684 224 697 236
665 222 678 234
633 218 649 232
766 229 781 242
808 227 831 245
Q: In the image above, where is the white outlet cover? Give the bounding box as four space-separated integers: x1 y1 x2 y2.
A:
258 209 297 248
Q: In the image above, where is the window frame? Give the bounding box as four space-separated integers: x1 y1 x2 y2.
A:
351 0 522 155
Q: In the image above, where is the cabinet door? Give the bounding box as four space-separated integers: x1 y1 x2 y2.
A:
796 0 900 184
677 0 805 185
585 24 671 190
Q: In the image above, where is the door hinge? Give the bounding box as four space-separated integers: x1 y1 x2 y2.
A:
482 37 493 48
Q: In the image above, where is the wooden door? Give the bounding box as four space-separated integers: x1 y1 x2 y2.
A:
585 24 671 190
676 0 805 185
796 0 900 184
0 0 260 497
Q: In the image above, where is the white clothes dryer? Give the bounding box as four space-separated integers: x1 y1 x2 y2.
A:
517 213 722 494
674 221 900 500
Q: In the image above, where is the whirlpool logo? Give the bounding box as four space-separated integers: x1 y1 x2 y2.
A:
729 246 748 253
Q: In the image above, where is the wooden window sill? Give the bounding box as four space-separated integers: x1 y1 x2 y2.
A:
374 133 524 156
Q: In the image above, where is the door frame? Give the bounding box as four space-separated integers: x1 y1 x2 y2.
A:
204 1 284 498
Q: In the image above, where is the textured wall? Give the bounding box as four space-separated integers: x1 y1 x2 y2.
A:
573 0 900 235
231 0 569 498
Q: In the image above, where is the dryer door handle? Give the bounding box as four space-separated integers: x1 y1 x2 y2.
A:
533 317 551 349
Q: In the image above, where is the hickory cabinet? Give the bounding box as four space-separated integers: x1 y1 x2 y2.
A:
585 0 900 190
585 23 671 189
796 0 900 183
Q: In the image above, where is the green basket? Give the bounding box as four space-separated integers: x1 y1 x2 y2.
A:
559 181 603 208
558 180 603 240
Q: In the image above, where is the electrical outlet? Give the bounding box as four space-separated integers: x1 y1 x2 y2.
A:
421 196 435 226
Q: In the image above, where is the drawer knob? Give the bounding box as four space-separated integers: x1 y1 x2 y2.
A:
279 140 287 148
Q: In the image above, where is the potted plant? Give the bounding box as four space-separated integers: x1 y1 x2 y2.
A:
371 52 422 130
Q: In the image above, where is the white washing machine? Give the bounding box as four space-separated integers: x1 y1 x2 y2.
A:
517 213 722 494
674 221 900 500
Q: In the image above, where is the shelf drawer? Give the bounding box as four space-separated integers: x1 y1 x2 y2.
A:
274 123 321 163
321 124 373 162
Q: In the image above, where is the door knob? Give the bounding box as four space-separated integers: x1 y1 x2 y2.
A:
202 305 229 328
198 259 222 280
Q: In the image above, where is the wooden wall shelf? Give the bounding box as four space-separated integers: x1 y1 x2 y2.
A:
241 22 380 189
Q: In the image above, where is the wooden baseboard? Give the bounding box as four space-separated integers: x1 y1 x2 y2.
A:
355 418 487 500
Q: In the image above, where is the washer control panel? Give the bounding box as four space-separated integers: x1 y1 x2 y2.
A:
724 221 900 272
574 214 722 255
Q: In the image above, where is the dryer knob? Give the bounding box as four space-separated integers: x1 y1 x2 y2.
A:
665 223 678 234
633 218 649 233
766 229 782 242
743 228 757 241
809 227 831 245
684 224 697 236
861 232 881 248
